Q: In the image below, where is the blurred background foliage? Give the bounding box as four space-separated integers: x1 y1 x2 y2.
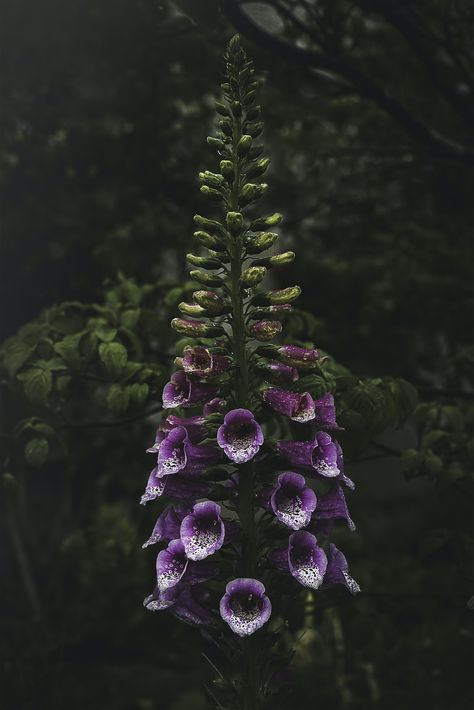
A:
0 0 473 708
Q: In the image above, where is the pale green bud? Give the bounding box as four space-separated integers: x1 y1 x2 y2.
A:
193 291 227 315
220 160 234 181
171 318 224 338
245 158 270 179
250 213 283 230
186 253 222 269
245 232 278 255
193 215 226 237
190 269 223 287
253 285 301 305
246 121 263 138
237 134 253 156
254 251 295 268
193 230 227 252
178 302 207 317
200 185 222 201
226 211 243 235
241 266 266 287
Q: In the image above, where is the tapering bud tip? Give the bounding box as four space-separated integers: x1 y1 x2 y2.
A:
241 266 266 288
249 320 283 342
220 160 234 181
237 134 253 156
171 319 224 338
245 232 279 255
245 158 270 179
253 286 301 305
190 269 223 287
226 211 243 235
193 291 227 315
250 213 283 230
240 183 268 206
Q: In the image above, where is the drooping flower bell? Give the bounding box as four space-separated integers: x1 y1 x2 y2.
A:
277 431 340 478
267 471 317 530
262 387 315 422
217 408 264 463
219 578 272 637
162 370 218 409
180 501 226 561
156 426 220 477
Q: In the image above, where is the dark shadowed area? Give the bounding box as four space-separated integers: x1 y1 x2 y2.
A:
1 1 473 709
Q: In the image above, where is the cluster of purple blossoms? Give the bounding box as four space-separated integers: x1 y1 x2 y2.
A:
139 35 360 682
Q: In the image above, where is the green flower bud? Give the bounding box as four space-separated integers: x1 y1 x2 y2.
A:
245 158 270 179
249 319 283 342
231 101 242 117
237 135 253 156
171 318 224 338
226 211 243 235
253 286 301 305
220 160 234 181
207 136 225 151
200 185 222 201
218 118 233 137
245 232 279 255
241 266 266 287
199 171 224 189
186 253 222 269
253 251 295 268
193 290 227 315
178 302 207 317
215 101 229 117
193 230 227 252
246 121 263 138
247 144 264 160
193 215 226 236
246 106 261 121
250 213 283 230
240 183 268 206
190 269 223 287
244 89 257 106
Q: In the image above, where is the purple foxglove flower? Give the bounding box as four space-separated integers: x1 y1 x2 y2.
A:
156 538 218 591
312 483 355 531
144 583 213 626
262 388 315 423
323 543 360 595
162 370 218 409
219 578 272 637
269 472 317 530
182 346 230 377
277 345 319 366
161 414 209 443
217 409 264 463
156 426 219 477
140 467 211 505
203 397 227 415
288 531 328 589
180 501 226 561
277 431 340 478
261 360 299 383
142 504 191 548
313 392 341 430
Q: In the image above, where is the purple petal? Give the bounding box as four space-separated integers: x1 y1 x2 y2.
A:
203 397 227 415
277 440 315 469
288 531 328 589
313 484 355 531
156 539 188 591
180 501 225 561
263 388 315 423
219 578 272 637
143 504 190 548
157 426 188 476
143 584 181 611
263 361 299 383
140 467 166 505
165 414 208 442
312 432 340 478
162 371 190 408
183 346 230 377
171 586 214 626
323 543 360 595
277 345 319 364
268 547 290 571
313 393 341 429
217 409 264 463
270 471 317 530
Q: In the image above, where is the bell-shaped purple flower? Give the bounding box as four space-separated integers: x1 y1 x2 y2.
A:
203 397 227 415
323 543 360 595
144 583 213 626
157 426 219 477
217 409 264 463
277 345 319 367
312 484 355 531
219 578 272 637
180 501 225 561
182 346 230 378
156 538 218 591
160 414 209 443
142 504 191 548
162 370 218 409
277 431 340 478
263 388 315 423
269 472 317 530
313 392 341 430
140 467 211 505
288 531 328 589
260 360 299 383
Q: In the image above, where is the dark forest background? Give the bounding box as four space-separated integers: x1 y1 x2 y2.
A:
1 1 473 708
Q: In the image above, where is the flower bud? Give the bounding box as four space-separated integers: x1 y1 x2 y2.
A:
245 158 270 179
253 251 295 268
193 230 227 252
178 302 207 317
190 269 223 287
243 89 257 106
240 183 268 206
186 253 222 269
237 134 252 156
171 319 224 337
253 286 301 305
231 101 242 117
193 291 227 315
245 232 279 254
250 304 293 317
218 118 233 137
248 144 264 160
226 211 243 235
207 136 225 151
200 185 222 201
193 215 226 236
199 171 224 189
250 213 283 230
246 121 263 138
241 266 266 287
220 160 234 181
215 101 229 117
249 319 283 342
246 106 261 121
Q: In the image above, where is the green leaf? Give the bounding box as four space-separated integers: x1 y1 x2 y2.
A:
24 437 49 467
99 342 128 377
106 384 130 415
129 382 149 406
54 332 85 369
120 309 139 328
1 339 34 377
17 367 52 405
95 324 118 342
